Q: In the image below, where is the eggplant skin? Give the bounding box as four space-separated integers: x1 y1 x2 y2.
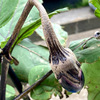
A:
59 71 84 93
50 48 85 93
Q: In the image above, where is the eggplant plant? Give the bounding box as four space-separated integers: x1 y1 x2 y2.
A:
0 0 100 100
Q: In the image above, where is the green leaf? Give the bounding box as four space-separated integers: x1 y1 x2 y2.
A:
0 0 18 28
81 59 100 100
11 39 49 82
69 38 100 63
6 84 15 100
48 7 68 18
0 0 43 46
28 65 62 100
36 23 68 46
95 9 100 18
90 0 100 18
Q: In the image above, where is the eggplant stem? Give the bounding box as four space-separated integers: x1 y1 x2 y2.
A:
30 0 62 52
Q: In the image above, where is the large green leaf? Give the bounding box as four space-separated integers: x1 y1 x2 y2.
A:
90 0 100 18
11 39 49 82
36 23 68 46
69 38 100 63
28 65 62 100
82 59 100 100
6 84 15 100
0 0 18 28
0 0 43 45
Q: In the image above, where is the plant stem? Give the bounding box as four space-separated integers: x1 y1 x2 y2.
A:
8 65 22 93
0 56 9 100
14 70 53 100
18 44 48 61
3 0 33 55
72 37 94 51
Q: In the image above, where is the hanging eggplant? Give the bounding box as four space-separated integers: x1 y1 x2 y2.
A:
30 0 84 92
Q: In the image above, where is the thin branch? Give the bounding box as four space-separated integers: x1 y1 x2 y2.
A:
72 37 94 51
18 44 48 61
14 70 53 100
2 0 33 55
8 65 22 93
0 56 9 100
